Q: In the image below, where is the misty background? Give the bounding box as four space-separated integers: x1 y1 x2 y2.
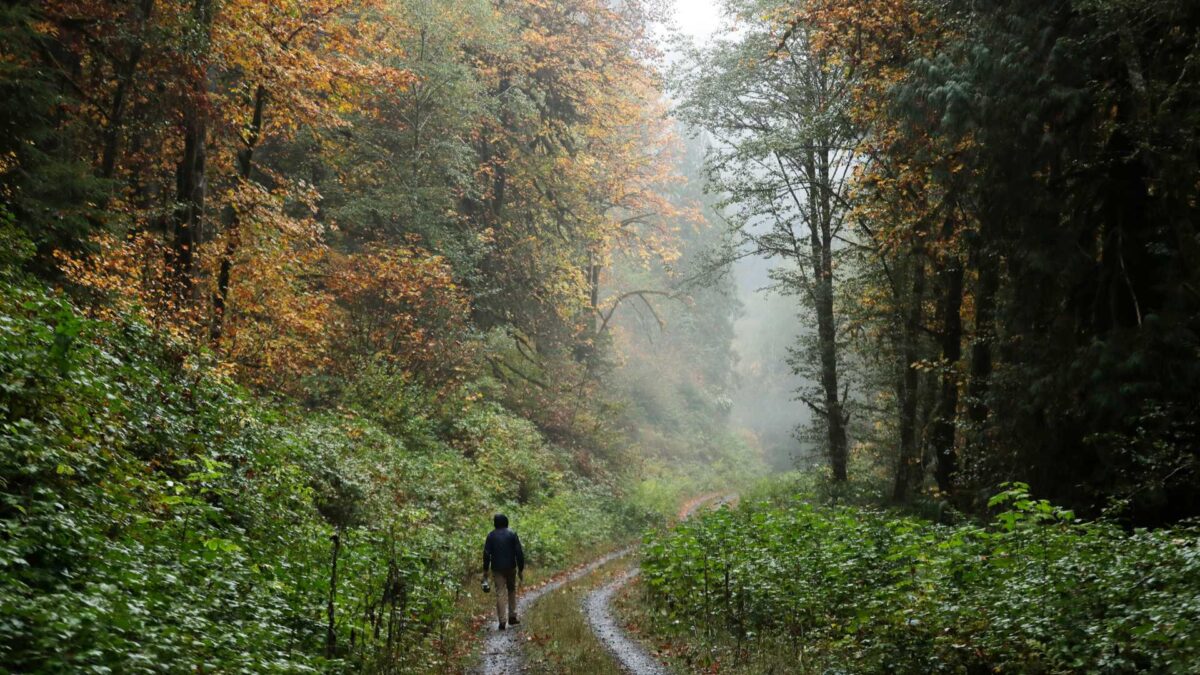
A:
656 1 817 471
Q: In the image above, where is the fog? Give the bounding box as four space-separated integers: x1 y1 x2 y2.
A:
730 257 817 470
654 0 819 471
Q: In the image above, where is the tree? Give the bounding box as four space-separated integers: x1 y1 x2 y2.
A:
811 0 1200 517
674 0 857 481
802 0 969 501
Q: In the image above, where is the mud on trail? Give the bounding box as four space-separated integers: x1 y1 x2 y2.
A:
582 494 737 675
582 568 666 675
473 494 736 675
475 546 635 675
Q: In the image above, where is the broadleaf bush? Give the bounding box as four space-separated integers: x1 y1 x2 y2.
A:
640 487 1200 673
0 282 652 672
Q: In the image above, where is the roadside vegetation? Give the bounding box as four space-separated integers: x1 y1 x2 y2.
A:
0 280 669 671
635 479 1200 674
625 0 1200 669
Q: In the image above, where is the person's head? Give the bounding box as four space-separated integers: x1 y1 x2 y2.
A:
493 513 509 529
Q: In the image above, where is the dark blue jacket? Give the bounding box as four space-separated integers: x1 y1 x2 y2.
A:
483 528 525 573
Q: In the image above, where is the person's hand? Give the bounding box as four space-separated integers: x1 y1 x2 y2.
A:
518 570 524 583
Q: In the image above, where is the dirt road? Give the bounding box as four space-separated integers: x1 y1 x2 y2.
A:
476 546 635 675
581 494 737 674
475 493 736 674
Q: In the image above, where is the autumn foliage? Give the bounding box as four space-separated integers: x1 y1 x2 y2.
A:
327 245 472 386
4 0 682 412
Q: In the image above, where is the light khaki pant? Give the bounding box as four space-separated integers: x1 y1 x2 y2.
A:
493 568 518 623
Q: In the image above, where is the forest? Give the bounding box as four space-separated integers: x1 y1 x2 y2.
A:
1 0 1198 673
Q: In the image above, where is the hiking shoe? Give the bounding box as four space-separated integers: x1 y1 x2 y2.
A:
498 622 506 631
509 616 520 625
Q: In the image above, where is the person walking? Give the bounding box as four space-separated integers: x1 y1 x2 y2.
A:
483 513 525 630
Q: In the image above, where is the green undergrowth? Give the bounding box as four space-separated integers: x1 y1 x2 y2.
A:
626 451 767 526
0 282 655 673
639 483 1200 674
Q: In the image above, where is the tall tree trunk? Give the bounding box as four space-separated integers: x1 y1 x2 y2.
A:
168 0 210 307
491 73 511 219
816 282 848 481
326 531 341 658
893 253 926 502
586 249 600 331
932 254 964 494
212 83 266 340
170 114 205 304
968 252 998 427
100 0 155 181
808 147 848 481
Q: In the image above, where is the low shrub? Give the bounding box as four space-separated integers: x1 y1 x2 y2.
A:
640 484 1200 673
0 283 650 672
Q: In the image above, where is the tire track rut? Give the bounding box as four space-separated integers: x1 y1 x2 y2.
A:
582 494 737 675
476 546 635 675
473 493 735 675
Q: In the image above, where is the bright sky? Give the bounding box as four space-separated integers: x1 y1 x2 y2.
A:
668 0 723 44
